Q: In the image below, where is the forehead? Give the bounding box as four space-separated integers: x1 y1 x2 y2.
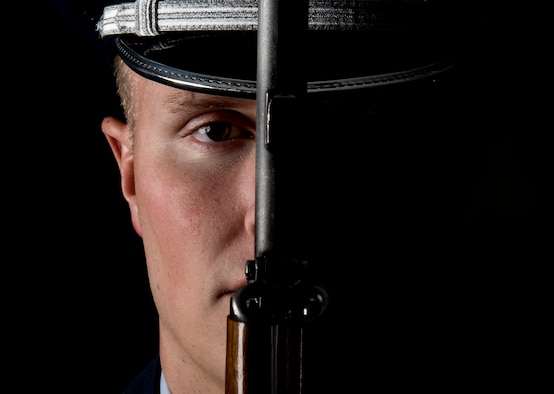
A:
130 67 256 111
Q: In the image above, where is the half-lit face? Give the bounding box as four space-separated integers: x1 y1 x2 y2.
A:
102 70 257 393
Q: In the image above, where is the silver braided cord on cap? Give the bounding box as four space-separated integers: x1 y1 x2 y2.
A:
136 0 159 36
97 0 394 37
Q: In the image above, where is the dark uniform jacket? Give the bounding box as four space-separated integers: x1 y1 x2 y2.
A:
123 356 161 394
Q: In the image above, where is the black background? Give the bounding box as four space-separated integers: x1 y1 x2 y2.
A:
9 1 158 391
7 1 550 392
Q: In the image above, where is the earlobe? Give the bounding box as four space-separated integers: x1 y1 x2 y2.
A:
101 116 143 237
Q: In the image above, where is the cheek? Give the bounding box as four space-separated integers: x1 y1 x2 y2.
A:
134 161 245 261
137 173 207 250
136 172 211 302
132 134 255 262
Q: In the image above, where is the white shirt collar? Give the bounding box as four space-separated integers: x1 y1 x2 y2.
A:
160 370 172 394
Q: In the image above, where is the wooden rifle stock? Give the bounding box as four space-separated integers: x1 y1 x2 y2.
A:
226 259 327 394
225 1 327 393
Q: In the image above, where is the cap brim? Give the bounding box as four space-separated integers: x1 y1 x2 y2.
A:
115 28 459 98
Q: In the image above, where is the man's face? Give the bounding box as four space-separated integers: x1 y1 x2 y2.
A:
109 71 257 390
102 58 471 392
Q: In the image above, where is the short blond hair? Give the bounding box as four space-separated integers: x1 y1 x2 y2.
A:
113 56 137 144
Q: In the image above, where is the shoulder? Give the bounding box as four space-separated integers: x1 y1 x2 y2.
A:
122 355 161 394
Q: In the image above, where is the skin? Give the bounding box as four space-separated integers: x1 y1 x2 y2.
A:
102 63 257 393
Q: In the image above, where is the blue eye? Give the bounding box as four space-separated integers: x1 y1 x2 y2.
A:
196 122 232 142
195 121 253 142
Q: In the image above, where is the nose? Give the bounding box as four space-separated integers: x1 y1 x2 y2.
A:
245 200 255 238
244 154 256 239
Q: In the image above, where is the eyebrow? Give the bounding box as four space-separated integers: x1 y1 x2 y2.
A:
163 91 242 115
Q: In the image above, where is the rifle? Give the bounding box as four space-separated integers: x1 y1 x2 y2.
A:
223 1 486 392
225 0 329 393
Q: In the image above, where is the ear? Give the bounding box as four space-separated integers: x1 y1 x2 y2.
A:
101 117 143 237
